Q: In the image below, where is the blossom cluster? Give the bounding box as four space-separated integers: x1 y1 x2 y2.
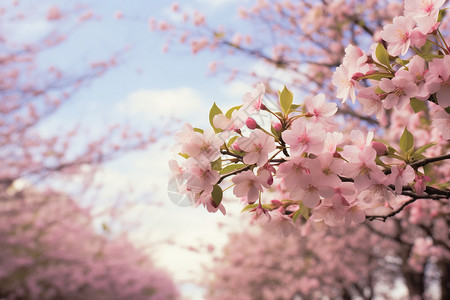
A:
169 0 450 236
333 0 449 138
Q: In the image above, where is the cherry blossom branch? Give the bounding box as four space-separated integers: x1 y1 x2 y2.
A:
409 153 450 169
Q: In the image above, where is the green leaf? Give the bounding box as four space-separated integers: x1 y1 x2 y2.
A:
225 105 242 118
227 135 239 149
364 72 392 81
395 58 410 67
438 8 446 23
211 184 223 208
279 85 293 115
211 157 222 171
290 104 301 110
209 102 223 133
374 86 386 94
241 203 258 213
414 143 437 156
292 202 309 223
375 43 390 67
399 127 414 153
410 98 427 113
418 53 444 62
219 163 247 175
193 127 204 134
445 107 450 114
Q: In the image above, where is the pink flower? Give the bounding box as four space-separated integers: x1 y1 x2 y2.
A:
426 56 450 108
379 77 418 110
332 45 371 104
379 16 426 56
264 210 297 237
432 107 450 139
341 146 388 191
357 87 385 119
396 56 430 100
182 129 223 162
388 165 416 194
213 110 245 132
185 158 220 194
404 0 444 34
232 170 265 203
289 169 339 208
414 174 431 195
276 156 310 191
242 82 265 113
304 93 337 122
238 130 276 166
282 119 325 155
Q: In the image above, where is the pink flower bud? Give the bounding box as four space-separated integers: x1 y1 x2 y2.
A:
271 199 282 206
267 175 273 186
232 142 241 152
245 117 257 129
371 141 387 156
351 72 365 80
273 122 282 131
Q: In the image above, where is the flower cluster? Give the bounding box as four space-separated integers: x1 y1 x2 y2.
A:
332 0 449 138
169 0 450 236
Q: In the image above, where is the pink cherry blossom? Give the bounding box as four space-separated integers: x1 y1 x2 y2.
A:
232 170 265 203
388 164 416 194
426 55 450 108
379 76 418 110
304 93 337 122
238 129 276 166
282 118 325 155
379 16 426 56
213 110 245 132
396 55 430 100
242 82 265 113
357 86 385 119
182 128 223 161
341 146 388 191
432 107 450 139
185 157 220 194
404 0 445 34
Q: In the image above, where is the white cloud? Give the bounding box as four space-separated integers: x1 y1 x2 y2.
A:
118 87 205 118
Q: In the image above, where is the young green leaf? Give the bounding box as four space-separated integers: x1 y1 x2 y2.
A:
375 43 390 67
410 98 427 113
211 157 222 171
219 163 247 175
225 105 242 118
209 102 223 133
279 85 293 115
241 203 259 213
399 127 414 153
211 184 223 208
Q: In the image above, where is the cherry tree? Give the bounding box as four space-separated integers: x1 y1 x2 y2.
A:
0 188 179 300
166 1 450 298
0 2 176 298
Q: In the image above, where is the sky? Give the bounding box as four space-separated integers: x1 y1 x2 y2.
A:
10 0 258 299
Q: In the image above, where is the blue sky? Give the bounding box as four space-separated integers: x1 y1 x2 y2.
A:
10 1 258 299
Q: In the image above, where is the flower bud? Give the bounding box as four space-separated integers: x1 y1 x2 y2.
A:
371 141 387 156
271 199 282 206
232 142 241 152
267 175 274 186
245 117 257 129
273 122 282 131
351 72 365 81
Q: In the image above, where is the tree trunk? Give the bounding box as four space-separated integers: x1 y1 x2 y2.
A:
439 259 450 300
